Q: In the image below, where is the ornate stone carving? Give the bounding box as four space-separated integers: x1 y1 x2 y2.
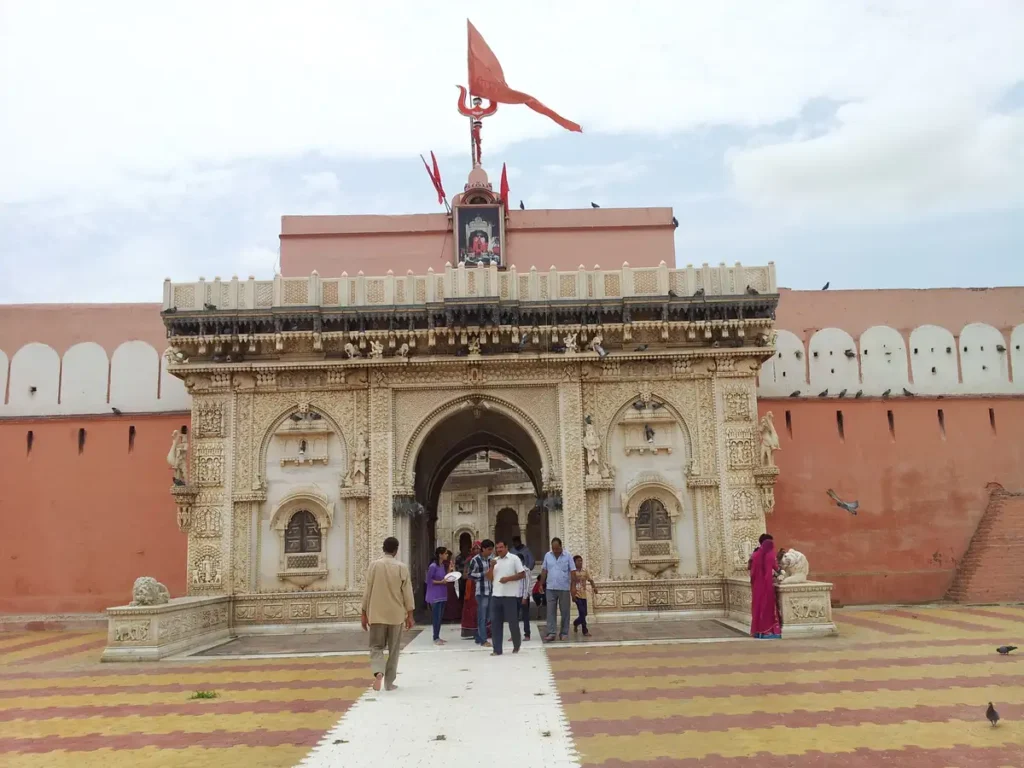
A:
724 388 751 421
583 421 601 476
349 432 368 486
113 621 151 643
130 577 170 606
370 340 384 359
759 411 780 467
167 429 188 484
232 501 252 593
171 485 198 533
730 488 759 520
190 546 223 590
726 426 756 470
778 548 809 584
195 401 226 438
194 445 225 487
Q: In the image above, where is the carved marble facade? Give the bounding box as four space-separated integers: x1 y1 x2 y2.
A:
105 262 835 652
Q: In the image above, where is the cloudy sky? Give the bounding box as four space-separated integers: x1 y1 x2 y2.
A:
1 1 1022 303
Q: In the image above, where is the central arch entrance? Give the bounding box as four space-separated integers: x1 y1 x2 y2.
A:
406 398 551 622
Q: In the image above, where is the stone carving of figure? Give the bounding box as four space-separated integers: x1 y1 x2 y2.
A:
344 342 361 359
167 430 188 484
398 342 410 360
351 433 369 485
777 548 809 583
468 337 481 356
759 412 780 467
563 331 578 354
130 576 170 606
369 340 384 359
583 422 601 476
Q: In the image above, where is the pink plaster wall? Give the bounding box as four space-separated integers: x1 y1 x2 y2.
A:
0 304 167 356
279 207 677 277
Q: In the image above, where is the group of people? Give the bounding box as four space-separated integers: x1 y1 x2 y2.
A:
359 534 594 690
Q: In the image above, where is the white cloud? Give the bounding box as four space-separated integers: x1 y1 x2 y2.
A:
2 1 1022 207
728 96 1024 218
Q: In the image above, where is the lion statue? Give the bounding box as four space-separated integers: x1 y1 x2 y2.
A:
777 548 809 584
130 576 171 606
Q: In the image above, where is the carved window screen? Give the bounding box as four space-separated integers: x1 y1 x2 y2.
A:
284 510 321 554
635 499 672 541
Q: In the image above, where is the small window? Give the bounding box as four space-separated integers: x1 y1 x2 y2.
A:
284 510 321 554
26 430 34 455
635 499 671 541
128 425 136 453
78 428 86 454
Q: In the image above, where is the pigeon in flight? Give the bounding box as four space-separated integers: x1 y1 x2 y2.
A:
827 489 859 515
591 202 600 208
986 702 1000 726
519 200 525 210
997 645 1017 655
822 282 830 290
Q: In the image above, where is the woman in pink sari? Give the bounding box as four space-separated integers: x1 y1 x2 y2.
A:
750 535 781 639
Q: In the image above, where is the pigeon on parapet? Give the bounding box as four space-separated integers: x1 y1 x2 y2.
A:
826 489 859 515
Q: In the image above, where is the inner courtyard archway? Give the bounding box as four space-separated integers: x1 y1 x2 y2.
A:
406 401 550 620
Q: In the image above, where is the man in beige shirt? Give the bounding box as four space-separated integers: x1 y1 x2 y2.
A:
360 536 415 691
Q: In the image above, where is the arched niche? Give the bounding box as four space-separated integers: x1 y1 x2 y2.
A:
1011 324 1024 392
59 342 109 415
110 341 160 412
858 326 909 397
494 507 519 546
620 471 684 577
8 343 60 416
0 349 8 413
758 330 807 397
959 323 1010 393
606 394 697 580
908 325 958 394
257 404 349 488
269 486 334 588
808 328 860 395
158 353 191 411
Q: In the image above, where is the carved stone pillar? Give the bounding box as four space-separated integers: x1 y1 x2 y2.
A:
558 380 588 565
367 383 394 555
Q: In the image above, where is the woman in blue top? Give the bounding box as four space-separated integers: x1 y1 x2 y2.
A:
425 546 451 645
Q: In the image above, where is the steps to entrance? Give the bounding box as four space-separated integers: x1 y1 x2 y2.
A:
296 624 580 767
948 484 1024 604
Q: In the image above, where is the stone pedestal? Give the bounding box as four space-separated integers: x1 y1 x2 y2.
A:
102 596 231 662
725 578 837 638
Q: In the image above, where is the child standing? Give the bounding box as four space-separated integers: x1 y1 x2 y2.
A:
571 555 598 637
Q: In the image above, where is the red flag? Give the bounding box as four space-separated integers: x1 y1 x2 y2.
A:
499 163 510 213
431 151 446 203
420 153 446 206
467 20 582 133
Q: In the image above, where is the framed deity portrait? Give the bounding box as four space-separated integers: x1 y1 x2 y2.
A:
455 204 504 267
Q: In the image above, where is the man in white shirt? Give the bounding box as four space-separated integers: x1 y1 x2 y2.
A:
486 539 526 656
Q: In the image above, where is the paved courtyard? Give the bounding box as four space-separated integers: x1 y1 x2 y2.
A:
0 605 1021 766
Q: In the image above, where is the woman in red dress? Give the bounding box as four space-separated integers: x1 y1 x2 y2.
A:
750 536 782 638
460 542 481 639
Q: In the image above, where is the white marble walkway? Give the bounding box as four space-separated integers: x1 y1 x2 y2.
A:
296 623 581 767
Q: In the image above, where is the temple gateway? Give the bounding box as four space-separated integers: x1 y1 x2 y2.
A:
101 162 835 658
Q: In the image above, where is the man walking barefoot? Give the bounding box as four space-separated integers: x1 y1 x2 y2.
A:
540 537 575 642
487 539 526 656
361 536 414 691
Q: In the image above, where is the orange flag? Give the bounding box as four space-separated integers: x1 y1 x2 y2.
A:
500 163 510 212
467 20 582 133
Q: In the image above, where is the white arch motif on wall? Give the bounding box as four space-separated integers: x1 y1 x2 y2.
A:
808 328 860 394
959 323 1010 393
0 349 8 412
59 342 110 415
758 329 806 396
399 393 555 489
858 325 909 397
1011 324 1024 392
256 404 349 489
909 324 958 394
8 343 60 416
110 341 160 412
